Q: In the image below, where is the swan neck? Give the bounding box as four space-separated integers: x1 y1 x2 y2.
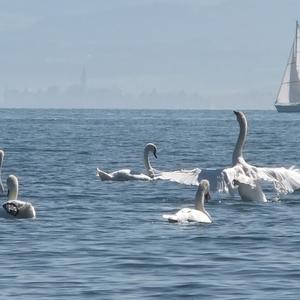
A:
232 117 247 165
144 148 152 176
195 190 206 213
8 185 18 201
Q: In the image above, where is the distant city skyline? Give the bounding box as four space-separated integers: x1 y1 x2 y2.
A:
3 67 274 109
0 0 299 109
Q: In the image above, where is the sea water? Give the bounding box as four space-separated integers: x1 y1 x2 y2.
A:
0 109 299 299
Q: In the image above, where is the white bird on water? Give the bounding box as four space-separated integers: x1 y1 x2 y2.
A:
162 179 212 223
153 112 251 195
0 175 36 219
155 111 300 201
230 111 300 201
96 143 158 181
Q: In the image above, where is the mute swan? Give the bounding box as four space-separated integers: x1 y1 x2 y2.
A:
0 175 36 219
230 111 300 201
153 113 250 195
96 143 157 181
155 111 300 201
162 180 212 223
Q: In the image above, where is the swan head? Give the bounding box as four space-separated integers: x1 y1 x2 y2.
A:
145 143 157 159
198 179 211 201
233 111 247 126
7 175 19 201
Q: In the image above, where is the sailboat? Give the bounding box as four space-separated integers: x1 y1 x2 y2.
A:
275 21 300 112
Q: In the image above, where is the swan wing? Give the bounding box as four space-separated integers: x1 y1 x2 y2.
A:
156 167 242 193
198 168 235 193
163 208 212 223
162 208 194 223
111 169 151 180
155 168 201 186
191 210 212 223
97 168 151 181
256 166 300 194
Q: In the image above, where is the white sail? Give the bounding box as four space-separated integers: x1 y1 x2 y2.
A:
276 22 300 105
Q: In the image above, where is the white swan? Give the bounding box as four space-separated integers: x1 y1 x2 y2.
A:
96 143 158 181
0 150 4 193
162 179 212 223
230 111 300 201
155 111 300 201
0 175 36 219
153 113 250 195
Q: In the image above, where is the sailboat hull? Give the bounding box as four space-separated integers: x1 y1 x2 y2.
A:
275 104 300 112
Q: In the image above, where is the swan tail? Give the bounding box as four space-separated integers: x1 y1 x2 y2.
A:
96 168 112 181
162 214 178 223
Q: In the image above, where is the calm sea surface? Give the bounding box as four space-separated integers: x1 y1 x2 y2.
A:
0 109 300 299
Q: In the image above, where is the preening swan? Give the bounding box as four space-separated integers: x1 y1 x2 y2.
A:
162 180 212 223
96 143 158 181
0 175 36 219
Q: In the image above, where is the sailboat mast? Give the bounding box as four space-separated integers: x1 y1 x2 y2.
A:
296 21 298 66
296 20 298 51
275 21 300 111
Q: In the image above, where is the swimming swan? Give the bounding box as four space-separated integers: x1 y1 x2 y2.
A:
231 111 300 201
96 143 158 181
155 111 300 201
0 175 36 219
162 180 212 223
154 113 251 194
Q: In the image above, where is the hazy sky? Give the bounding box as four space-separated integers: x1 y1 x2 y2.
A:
0 0 299 109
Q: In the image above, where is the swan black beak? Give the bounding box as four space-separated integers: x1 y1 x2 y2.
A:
233 179 239 186
233 111 238 116
153 151 157 159
205 192 211 201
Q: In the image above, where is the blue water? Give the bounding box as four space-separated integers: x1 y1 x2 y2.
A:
0 109 300 299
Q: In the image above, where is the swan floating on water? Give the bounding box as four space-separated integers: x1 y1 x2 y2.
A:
96 143 158 181
162 179 212 223
155 111 300 201
230 111 300 201
153 112 250 195
0 175 36 219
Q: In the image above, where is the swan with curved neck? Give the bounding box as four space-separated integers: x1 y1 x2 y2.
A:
143 143 157 177
162 179 212 223
231 111 300 201
232 111 247 166
0 175 36 219
231 111 267 202
96 143 158 181
155 111 300 201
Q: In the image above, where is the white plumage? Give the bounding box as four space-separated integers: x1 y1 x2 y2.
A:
0 175 36 219
162 180 212 224
96 143 157 181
